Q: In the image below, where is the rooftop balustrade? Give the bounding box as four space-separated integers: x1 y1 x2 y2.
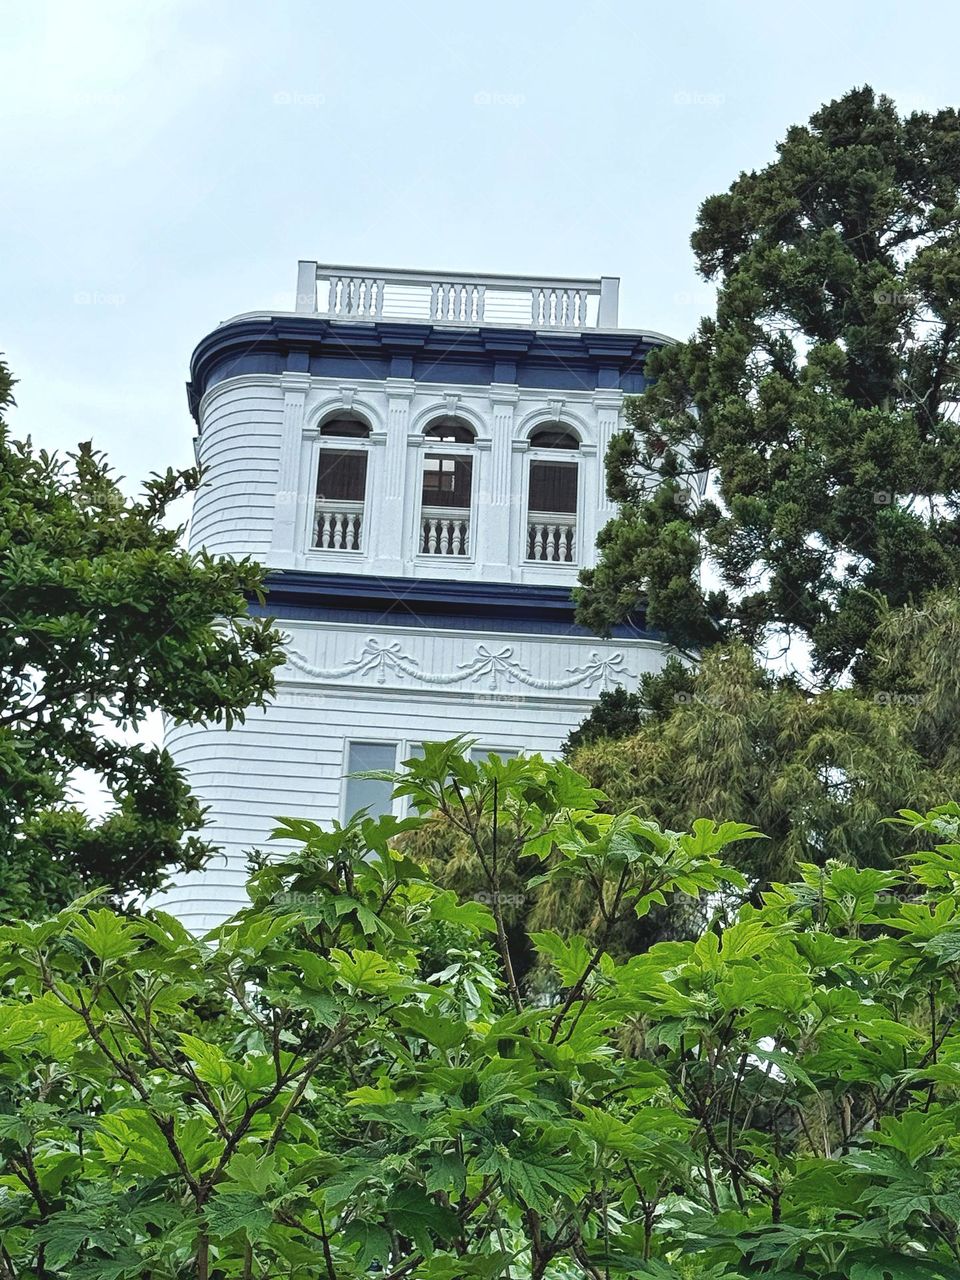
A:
295 261 620 330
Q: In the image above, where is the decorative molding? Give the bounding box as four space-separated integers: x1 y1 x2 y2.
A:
285 637 634 692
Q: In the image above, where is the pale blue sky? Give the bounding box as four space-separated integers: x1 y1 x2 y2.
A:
1 0 957 488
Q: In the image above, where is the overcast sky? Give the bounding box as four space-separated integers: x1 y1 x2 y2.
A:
2 0 958 488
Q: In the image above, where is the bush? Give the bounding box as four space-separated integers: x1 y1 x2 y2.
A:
3 744 960 1278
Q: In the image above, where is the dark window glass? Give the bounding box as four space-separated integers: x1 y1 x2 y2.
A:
320 416 370 439
424 416 475 443
528 461 577 513
422 454 472 508
530 425 579 449
317 449 367 502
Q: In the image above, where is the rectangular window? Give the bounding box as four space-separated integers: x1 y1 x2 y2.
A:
343 741 396 820
317 449 367 503
422 454 472 508
528 461 577 514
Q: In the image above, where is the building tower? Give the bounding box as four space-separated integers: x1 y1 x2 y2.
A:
159 262 672 930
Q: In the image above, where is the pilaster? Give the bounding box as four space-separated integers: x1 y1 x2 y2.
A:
475 385 520 576
271 372 312 567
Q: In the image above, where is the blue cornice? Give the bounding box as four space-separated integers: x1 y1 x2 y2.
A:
187 315 667 423
250 570 653 641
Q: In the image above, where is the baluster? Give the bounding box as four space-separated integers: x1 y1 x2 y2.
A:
427 518 438 554
543 523 554 560
534 522 545 560
476 284 486 323
460 518 469 555
374 278 385 318
440 518 451 555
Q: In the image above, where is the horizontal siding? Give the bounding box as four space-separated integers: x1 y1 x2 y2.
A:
188 381 284 560
161 677 594 927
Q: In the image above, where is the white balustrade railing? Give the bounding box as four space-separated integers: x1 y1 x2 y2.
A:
526 512 577 563
420 506 470 556
296 262 620 329
314 499 363 551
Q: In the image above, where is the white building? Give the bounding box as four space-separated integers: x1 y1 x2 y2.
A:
159 262 672 930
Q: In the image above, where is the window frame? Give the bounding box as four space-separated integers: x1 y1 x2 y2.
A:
522 444 582 567
309 433 371 555
415 430 478 563
340 739 398 821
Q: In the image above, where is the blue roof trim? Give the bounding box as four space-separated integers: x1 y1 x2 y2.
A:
251 570 654 641
187 316 667 423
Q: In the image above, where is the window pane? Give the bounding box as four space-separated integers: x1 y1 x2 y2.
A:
528 461 577 513
344 741 396 818
422 454 472 508
320 416 370 439
318 449 367 502
530 426 578 449
425 417 475 443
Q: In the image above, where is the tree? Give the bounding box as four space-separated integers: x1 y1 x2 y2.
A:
0 360 285 918
576 87 960 683
568 640 951 885
4 746 960 1278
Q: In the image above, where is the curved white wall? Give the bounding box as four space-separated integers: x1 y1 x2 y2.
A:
189 379 284 558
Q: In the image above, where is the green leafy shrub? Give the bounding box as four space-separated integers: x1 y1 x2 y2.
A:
3 744 960 1278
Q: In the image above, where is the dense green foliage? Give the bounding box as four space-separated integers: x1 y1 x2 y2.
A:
569 88 960 886
576 87 960 680
569 592 960 885
5 746 960 1278
0 360 285 918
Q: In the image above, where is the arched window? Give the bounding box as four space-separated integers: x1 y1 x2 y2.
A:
526 423 579 563
420 416 475 556
424 416 475 444
529 424 579 449
314 414 371 551
320 416 371 439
